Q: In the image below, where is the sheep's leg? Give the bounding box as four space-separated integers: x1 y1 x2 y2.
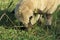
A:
38 15 44 25
30 14 40 25
45 13 52 29
35 9 44 25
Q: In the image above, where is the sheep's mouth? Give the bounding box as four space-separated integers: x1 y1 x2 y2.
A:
20 27 28 31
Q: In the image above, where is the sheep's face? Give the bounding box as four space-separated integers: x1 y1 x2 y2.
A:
16 9 34 28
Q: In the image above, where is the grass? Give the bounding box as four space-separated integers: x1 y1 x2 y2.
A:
0 24 55 40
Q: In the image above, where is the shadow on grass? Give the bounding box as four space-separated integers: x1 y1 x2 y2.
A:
0 9 18 27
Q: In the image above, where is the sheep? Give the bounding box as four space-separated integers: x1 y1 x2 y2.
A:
15 0 60 29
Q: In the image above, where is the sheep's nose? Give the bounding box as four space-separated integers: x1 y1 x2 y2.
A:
20 22 28 31
20 22 26 27
20 22 24 26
